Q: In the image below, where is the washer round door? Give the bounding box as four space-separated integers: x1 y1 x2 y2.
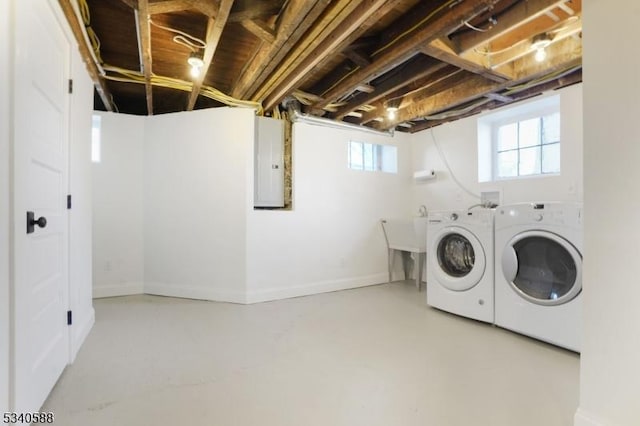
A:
501 230 582 305
431 227 486 291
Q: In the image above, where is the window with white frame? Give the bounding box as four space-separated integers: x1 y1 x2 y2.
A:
478 95 560 182
348 141 397 173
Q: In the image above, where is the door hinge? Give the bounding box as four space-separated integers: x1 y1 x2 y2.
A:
68 79 73 94
67 310 72 326
67 194 72 209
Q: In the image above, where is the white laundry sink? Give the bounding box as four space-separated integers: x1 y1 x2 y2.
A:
381 217 427 253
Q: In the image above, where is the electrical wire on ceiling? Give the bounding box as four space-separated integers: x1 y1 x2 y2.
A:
75 0 263 113
102 65 264 114
149 20 206 52
78 0 103 64
418 64 580 122
320 0 459 103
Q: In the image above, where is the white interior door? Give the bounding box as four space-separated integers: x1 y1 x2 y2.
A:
12 0 70 412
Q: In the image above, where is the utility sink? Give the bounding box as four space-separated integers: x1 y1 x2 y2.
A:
381 217 427 253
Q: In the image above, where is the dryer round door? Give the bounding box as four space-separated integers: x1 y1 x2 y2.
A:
431 226 486 291
501 230 582 306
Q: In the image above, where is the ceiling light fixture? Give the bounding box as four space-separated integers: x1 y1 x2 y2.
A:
385 98 402 120
531 33 552 63
188 52 204 78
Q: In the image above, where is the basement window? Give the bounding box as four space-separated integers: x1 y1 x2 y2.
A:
91 115 101 163
348 141 397 173
478 95 560 182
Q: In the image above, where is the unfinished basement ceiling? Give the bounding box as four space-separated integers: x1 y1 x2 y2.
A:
62 0 582 133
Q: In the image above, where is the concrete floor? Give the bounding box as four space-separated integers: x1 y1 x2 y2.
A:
43 282 580 426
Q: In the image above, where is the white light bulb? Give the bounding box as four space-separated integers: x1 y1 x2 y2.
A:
387 107 398 120
535 47 546 62
190 65 201 78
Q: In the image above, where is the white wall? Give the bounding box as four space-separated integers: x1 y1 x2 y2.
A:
576 2 640 425
410 84 583 211
0 0 11 413
246 123 412 302
143 108 254 303
68 43 96 359
92 112 145 297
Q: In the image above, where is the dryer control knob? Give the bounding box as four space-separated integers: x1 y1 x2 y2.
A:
450 213 459 221
534 214 543 221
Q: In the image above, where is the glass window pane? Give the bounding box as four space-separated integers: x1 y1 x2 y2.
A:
542 112 560 144
542 143 560 174
519 146 542 175
497 150 518 178
380 145 398 173
497 123 518 151
363 143 374 171
519 118 541 148
349 141 363 170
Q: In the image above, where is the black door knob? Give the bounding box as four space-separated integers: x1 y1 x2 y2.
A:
26 211 47 234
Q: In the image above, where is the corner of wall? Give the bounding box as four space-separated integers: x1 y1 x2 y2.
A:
0 0 12 413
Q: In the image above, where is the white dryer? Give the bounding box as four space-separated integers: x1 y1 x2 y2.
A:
426 209 494 323
494 203 582 352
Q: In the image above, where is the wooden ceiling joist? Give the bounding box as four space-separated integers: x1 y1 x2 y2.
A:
331 56 447 120
231 0 331 100
240 19 276 44
421 39 509 83
409 68 582 133
484 16 582 70
357 66 462 125
378 36 582 130
259 0 396 111
147 0 193 15
227 0 283 23
118 0 138 9
186 0 234 111
312 0 501 111
453 0 570 54
136 0 154 115
57 0 114 111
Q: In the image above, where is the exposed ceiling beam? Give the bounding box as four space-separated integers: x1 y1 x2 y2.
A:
194 0 219 17
136 0 154 115
241 19 276 44
331 56 447 120
483 16 582 69
358 67 465 125
147 0 193 14
378 36 582 130
186 0 234 110
259 0 396 111
231 0 331 99
453 0 569 54
409 68 582 133
119 0 138 9
267 0 406 100
344 49 372 68
312 0 501 110
227 0 282 23
57 0 114 111
422 38 509 82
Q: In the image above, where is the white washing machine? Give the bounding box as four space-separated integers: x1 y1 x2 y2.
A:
494 203 582 352
426 209 494 323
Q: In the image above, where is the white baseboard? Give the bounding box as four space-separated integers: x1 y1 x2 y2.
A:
69 307 95 363
93 282 144 298
245 273 387 304
574 408 605 426
144 282 247 304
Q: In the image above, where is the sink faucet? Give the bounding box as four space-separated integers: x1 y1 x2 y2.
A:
418 205 427 217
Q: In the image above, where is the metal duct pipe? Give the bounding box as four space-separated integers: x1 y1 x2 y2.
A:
284 100 394 137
